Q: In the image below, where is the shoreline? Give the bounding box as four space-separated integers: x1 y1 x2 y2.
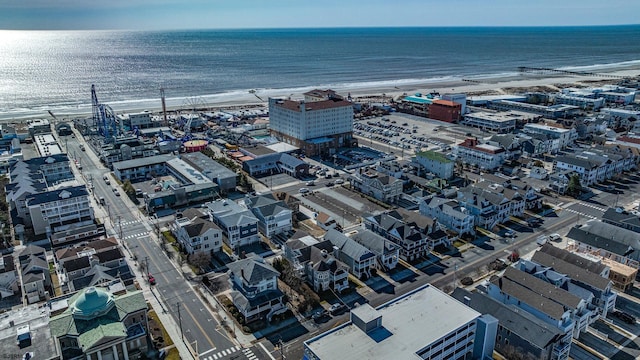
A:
1 66 639 124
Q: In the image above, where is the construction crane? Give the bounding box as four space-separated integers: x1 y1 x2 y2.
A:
91 84 120 142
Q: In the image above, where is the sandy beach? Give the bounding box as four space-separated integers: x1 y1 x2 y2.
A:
3 65 639 124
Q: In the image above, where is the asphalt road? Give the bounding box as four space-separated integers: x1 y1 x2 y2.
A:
63 132 238 359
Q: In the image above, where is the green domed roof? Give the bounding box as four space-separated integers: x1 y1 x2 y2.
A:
72 287 115 320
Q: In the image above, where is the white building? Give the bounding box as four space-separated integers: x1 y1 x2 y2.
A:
173 208 223 255
454 138 506 170
240 193 293 238
523 123 575 152
413 150 454 179
419 196 475 236
554 93 605 110
350 169 403 203
268 93 356 156
461 111 525 133
26 185 94 239
117 111 153 129
303 284 497 360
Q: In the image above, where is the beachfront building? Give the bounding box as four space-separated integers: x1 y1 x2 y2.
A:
429 99 462 123
116 111 154 130
523 123 576 153
442 93 467 115
487 100 580 119
454 138 507 171
554 93 605 110
268 92 357 157
413 150 454 179
303 284 496 360
561 85 637 105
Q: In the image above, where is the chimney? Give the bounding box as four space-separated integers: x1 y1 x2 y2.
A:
463 296 471 306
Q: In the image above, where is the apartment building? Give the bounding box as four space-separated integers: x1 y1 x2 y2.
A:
419 196 475 236
206 199 260 249
413 150 454 179
240 193 293 238
173 208 223 255
350 169 403 204
26 185 94 239
454 138 507 170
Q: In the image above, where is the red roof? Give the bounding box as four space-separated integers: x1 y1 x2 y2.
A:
432 99 459 107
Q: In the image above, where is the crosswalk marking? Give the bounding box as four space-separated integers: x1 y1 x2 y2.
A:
563 207 598 220
205 346 245 360
123 232 149 240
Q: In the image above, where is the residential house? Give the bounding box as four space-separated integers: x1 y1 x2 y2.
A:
477 173 542 210
241 193 293 238
173 208 223 255
363 209 448 261
526 250 617 319
456 181 525 230
413 150 454 179
49 287 148 360
419 196 475 236
283 233 349 293
0 255 18 299
454 138 507 170
206 199 260 250
348 228 401 271
523 123 576 152
485 134 522 159
602 207 640 233
350 168 403 204
17 245 52 304
486 267 590 339
452 288 570 360
227 256 287 322
566 220 640 269
323 229 376 279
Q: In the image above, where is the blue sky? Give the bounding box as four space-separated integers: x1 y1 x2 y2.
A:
2 0 639 30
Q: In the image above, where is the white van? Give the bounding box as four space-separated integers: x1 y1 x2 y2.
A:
536 236 548 246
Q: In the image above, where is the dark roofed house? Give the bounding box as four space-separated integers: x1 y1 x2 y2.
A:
241 193 293 237
173 211 223 255
324 229 376 279
602 207 640 233
17 244 52 304
566 219 640 269
487 267 590 339
452 288 571 360
226 256 287 323
349 228 401 271
283 234 350 293
0 254 18 299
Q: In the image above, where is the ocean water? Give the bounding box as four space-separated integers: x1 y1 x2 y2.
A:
1 26 640 119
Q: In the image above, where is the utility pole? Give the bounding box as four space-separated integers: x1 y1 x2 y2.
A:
117 215 123 240
177 302 184 341
279 339 286 360
145 257 150 273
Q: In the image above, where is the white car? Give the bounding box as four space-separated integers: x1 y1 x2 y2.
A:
299 188 309 194
335 179 344 184
306 180 315 186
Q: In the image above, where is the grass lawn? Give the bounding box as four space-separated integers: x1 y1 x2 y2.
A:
148 309 175 347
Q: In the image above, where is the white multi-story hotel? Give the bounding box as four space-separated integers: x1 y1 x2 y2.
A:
268 90 356 156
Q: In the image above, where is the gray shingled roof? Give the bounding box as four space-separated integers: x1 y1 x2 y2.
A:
566 220 640 260
503 267 582 309
350 229 400 256
531 251 611 291
602 208 640 230
538 244 607 275
491 276 567 320
452 288 563 349
184 217 220 237
324 229 376 262
227 257 279 285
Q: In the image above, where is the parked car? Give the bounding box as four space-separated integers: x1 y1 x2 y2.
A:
148 273 156 285
306 180 315 186
536 236 548 246
505 230 515 238
335 179 344 185
549 233 561 242
299 188 309 194
329 303 346 315
612 310 636 324
312 309 329 322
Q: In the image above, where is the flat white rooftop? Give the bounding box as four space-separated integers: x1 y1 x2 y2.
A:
304 284 480 360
